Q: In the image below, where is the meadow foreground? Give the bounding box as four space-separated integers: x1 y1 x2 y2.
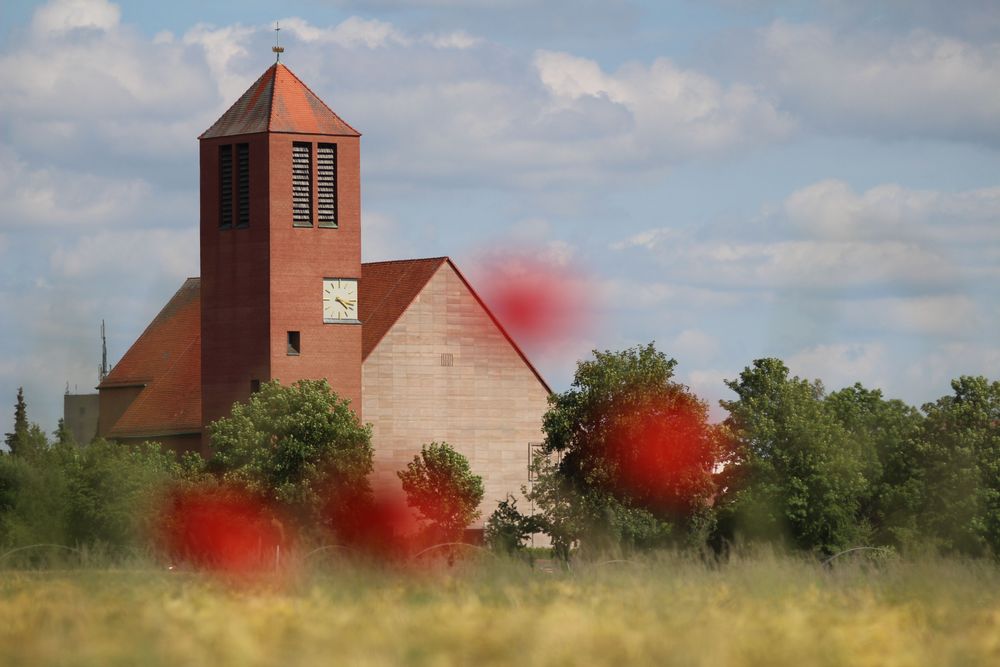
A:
1 552 999 666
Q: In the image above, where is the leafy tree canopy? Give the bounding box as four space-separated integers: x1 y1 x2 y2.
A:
719 358 869 554
536 343 723 554
398 441 484 541
918 376 1000 556
207 379 373 531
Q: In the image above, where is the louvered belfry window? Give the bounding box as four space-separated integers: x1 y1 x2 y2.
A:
292 142 313 227
236 143 250 228
317 143 337 228
219 145 233 229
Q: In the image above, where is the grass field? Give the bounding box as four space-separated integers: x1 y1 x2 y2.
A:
1 551 999 666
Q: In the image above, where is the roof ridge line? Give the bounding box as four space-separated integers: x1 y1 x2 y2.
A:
278 63 362 136
362 261 419 328
362 256 448 267
266 62 277 133
99 281 198 388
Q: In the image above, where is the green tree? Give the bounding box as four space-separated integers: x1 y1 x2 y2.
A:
207 379 373 535
484 494 542 556
918 376 1000 556
0 435 181 554
3 387 28 456
398 442 484 541
64 439 181 549
537 343 723 554
718 359 869 554
54 418 75 448
825 384 925 548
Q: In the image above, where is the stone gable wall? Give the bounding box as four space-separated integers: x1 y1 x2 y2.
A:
361 263 550 527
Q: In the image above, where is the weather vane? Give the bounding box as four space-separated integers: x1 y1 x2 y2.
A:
273 21 284 62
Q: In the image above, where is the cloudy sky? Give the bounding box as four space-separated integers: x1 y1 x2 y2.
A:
2 0 999 433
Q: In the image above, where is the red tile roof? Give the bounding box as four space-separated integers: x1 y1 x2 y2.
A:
200 63 360 139
360 257 448 359
100 258 550 437
100 279 202 437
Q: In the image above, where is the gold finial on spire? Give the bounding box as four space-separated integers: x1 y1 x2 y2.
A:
272 21 284 62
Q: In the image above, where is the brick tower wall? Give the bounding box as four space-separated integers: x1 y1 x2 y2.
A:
199 134 272 446
267 133 363 414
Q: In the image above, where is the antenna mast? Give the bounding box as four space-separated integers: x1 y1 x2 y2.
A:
99 320 109 383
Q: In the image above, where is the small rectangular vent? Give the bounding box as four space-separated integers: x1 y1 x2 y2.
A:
292 142 312 227
317 143 337 228
219 145 233 229
236 143 250 228
440 353 454 367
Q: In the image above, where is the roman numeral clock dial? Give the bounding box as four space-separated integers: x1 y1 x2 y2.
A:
323 278 359 323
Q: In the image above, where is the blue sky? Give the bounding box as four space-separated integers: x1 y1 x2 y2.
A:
1 0 999 433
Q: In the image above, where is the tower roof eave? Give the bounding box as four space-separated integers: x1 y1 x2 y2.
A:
199 63 360 139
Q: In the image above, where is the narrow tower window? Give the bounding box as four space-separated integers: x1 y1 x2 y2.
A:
287 331 301 355
292 142 312 227
317 143 337 228
236 143 250 228
219 145 233 229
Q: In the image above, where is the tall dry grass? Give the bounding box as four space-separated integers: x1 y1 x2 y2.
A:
1 550 998 666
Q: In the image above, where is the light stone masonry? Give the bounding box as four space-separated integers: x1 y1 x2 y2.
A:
362 262 550 527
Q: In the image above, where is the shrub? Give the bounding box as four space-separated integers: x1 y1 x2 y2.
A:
398 442 484 542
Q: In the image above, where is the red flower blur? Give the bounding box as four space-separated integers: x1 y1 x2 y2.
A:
604 397 717 514
475 249 591 348
325 487 421 560
156 486 289 573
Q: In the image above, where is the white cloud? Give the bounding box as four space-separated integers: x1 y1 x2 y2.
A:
785 180 1000 244
50 228 198 279
181 23 259 108
598 279 745 309
278 16 410 49
667 329 720 365
31 0 120 36
613 180 1000 293
278 16 480 50
421 30 482 49
610 227 685 251
362 211 406 262
753 21 1000 143
662 238 958 290
906 342 1000 394
684 368 734 422
841 295 983 338
534 50 795 158
787 342 888 391
0 147 150 227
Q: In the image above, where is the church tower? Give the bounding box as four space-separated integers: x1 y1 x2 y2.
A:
198 63 363 444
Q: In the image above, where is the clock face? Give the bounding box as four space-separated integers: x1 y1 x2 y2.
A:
323 278 359 322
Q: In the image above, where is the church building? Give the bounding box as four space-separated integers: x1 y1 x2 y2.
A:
94 62 551 524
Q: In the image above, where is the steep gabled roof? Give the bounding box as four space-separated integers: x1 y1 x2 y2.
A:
361 257 552 393
360 257 448 359
200 63 360 139
100 278 202 436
